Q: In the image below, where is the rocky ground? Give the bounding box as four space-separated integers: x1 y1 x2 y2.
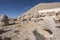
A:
0 2 60 40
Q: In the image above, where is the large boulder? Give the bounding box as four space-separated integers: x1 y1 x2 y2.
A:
0 15 9 26
37 17 55 39
38 17 55 32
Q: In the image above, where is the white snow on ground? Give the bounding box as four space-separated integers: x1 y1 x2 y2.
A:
38 8 60 13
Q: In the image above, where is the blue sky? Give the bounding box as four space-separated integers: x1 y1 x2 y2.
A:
0 0 60 18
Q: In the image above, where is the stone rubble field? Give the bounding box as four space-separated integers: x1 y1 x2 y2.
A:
0 2 60 40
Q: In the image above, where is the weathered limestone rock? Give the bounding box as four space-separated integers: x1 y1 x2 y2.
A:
47 12 55 16
51 15 60 23
39 13 46 17
36 17 55 40
37 17 55 32
28 14 33 18
31 18 37 22
33 10 39 18
0 15 9 26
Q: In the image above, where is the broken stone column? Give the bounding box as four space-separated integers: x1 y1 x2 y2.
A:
0 15 9 26
33 10 39 18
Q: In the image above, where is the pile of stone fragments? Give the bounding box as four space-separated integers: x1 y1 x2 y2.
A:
0 10 60 40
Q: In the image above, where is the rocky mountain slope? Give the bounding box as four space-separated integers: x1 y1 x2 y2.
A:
0 2 60 40
19 2 60 17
